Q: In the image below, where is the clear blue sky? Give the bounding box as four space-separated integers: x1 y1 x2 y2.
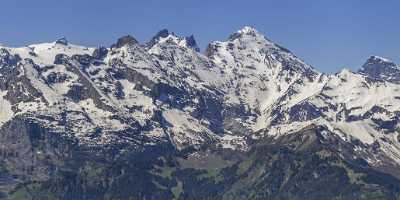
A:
1 0 399 73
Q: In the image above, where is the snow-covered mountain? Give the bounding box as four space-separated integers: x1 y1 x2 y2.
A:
1 26 400 199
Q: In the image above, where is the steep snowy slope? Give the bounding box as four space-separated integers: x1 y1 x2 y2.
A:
266 68 400 166
206 27 328 134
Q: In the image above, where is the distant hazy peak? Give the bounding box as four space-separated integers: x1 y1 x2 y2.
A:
365 55 396 65
55 37 69 46
112 35 139 48
359 55 400 83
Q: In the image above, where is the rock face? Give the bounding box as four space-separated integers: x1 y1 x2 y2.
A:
147 29 170 48
184 35 200 52
359 55 400 83
0 27 400 199
112 35 138 48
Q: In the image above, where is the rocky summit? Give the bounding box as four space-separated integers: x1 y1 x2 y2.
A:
0 27 400 200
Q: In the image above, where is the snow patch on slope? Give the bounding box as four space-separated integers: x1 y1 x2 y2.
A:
332 121 377 144
163 109 215 149
0 91 13 126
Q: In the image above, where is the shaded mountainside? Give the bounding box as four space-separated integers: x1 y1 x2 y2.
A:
359 56 400 83
178 126 400 200
0 27 400 199
2 125 400 200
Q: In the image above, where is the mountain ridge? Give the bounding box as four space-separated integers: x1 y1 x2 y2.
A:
2 26 395 75
0 26 400 199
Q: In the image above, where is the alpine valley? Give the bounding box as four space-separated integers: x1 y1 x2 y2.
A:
1 27 400 200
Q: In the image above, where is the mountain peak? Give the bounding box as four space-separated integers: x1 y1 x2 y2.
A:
55 37 69 46
147 29 170 47
228 26 264 41
112 35 138 48
206 26 315 76
238 26 258 34
184 35 200 52
337 68 353 77
147 30 200 52
366 55 395 65
359 55 400 83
